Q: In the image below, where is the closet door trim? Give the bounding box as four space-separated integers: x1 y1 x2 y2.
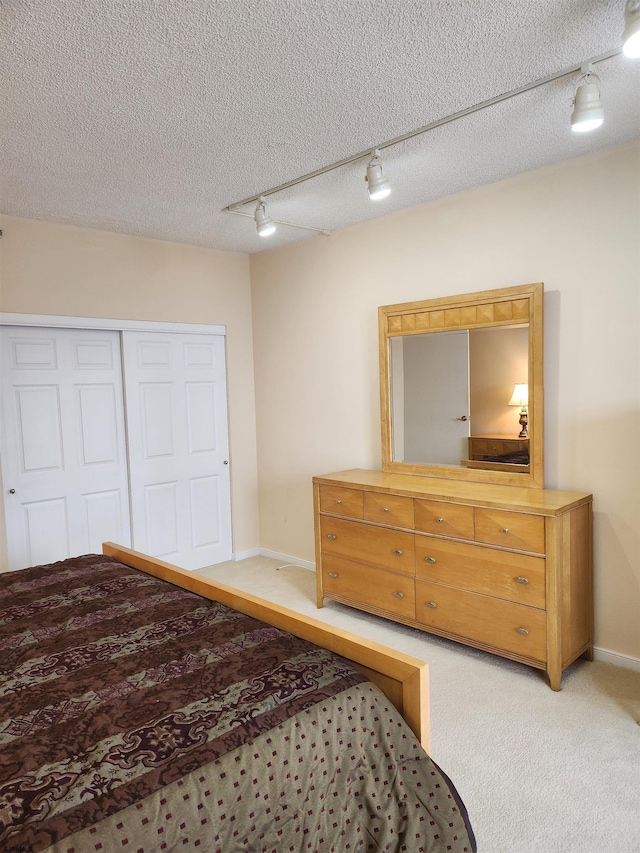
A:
1 314 225 336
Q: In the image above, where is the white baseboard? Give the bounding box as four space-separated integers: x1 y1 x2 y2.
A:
258 548 315 571
593 646 640 673
231 547 315 570
232 548 260 561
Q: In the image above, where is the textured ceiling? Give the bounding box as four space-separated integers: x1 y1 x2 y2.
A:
1 0 639 254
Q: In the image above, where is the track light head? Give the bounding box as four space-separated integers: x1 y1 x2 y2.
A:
365 150 391 200
623 0 640 57
571 65 604 132
254 197 276 237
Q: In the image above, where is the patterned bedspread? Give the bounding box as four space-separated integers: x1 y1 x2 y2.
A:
0 554 475 853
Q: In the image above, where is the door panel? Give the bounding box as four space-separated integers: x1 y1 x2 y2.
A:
144 481 179 557
11 338 57 368
72 338 114 369
190 476 221 549
140 383 175 457
1 327 131 570
81 489 127 553
16 385 64 471
123 332 232 569
77 385 120 464
186 382 217 453
24 497 69 565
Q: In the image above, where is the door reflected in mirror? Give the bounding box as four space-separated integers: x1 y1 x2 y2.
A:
390 325 529 469
391 330 469 466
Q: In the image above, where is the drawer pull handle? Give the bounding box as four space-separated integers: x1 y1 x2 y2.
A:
515 627 529 635
328 572 338 578
502 527 510 534
326 534 337 540
425 557 437 563
335 499 342 504
426 601 437 608
392 549 403 556
383 507 389 512
436 517 444 523
393 591 405 599
515 576 529 584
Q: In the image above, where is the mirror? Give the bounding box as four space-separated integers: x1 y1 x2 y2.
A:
379 283 544 488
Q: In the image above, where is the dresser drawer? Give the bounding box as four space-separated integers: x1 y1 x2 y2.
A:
364 491 414 528
415 537 545 608
415 580 547 662
475 508 545 554
319 516 415 574
322 555 415 619
475 438 504 456
318 485 363 519
469 438 528 458
414 499 474 540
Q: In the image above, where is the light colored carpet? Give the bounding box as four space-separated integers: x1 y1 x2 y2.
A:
196 556 640 853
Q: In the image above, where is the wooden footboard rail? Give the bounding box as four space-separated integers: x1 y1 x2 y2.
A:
103 543 430 752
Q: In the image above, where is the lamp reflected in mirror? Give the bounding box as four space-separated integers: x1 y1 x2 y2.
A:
508 383 529 437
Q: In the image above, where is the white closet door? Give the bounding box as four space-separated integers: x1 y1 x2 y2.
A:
122 331 232 570
0 327 131 570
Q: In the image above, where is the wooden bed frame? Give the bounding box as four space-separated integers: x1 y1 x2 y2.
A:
103 543 430 751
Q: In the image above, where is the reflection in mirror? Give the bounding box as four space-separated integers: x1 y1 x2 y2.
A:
390 324 529 469
391 330 469 465
379 282 544 488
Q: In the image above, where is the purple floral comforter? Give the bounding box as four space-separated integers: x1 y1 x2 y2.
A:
0 554 475 853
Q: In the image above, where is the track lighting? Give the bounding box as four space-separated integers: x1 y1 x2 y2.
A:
254 197 276 237
571 64 604 132
365 150 391 200
225 45 629 235
623 0 640 57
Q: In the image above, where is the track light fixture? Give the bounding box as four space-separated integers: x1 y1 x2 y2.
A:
365 150 391 200
254 197 276 237
571 64 604 132
623 0 640 57
224 35 632 238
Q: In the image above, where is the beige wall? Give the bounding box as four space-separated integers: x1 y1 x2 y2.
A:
250 140 640 660
0 216 260 562
469 326 529 435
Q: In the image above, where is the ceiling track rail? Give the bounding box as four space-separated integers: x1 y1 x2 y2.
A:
221 47 622 234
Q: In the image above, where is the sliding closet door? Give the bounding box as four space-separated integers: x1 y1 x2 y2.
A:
122 331 232 569
0 327 131 570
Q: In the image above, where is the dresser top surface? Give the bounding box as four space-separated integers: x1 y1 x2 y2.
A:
313 469 592 515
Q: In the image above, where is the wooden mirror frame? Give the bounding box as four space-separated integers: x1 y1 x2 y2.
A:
379 282 544 489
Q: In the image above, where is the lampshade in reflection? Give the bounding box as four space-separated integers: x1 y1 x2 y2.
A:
508 383 529 438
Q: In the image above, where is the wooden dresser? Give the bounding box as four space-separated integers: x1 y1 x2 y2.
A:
313 469 593 690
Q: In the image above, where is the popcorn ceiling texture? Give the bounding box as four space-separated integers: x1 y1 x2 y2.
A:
1 0 638 253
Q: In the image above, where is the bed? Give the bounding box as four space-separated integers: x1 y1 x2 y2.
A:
0 543 476 853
